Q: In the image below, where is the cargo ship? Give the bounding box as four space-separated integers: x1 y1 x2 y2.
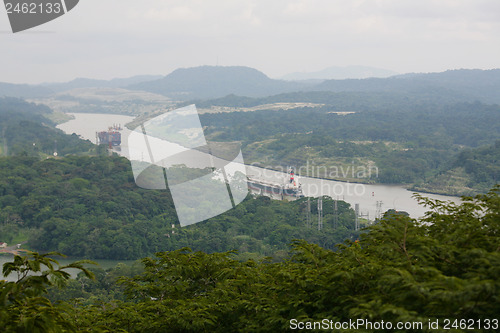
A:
97 125 122 146
248 168 304 199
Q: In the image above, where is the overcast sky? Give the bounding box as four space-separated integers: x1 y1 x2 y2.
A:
1 0 499 84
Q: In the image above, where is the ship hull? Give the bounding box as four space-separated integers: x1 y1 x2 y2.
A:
248 179 304 199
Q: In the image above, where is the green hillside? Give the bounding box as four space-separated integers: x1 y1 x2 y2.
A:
2 186 499 332
413 141 500 195
0 98 94 157
199 100 500 193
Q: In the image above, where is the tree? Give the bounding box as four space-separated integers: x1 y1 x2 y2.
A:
0 252 95 333
3 187 499 332
74 186 500 332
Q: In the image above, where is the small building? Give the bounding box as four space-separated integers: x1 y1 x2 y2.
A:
0 242 7 248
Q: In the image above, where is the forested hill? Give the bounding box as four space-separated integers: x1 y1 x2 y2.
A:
3 67 499 104
413 140 500 195
192 90 466 109
2 186 499 331
128 67 500 103
0 155 359 260
315 69 500 104
127 66 307 100
0 97 360 260
281 65 398 80
199 101 500 194
189 69 500 108
0 97 94 157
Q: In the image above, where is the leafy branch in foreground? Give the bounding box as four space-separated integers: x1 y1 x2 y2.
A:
2 186 499 332
1 252 96 333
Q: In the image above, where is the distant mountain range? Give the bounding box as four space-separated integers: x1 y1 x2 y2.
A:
281 66 398 81
0 75 162 99
0 82 53 98
1 66 499 104
314 69 500 104
127 66 305 100
41 75 164 93
126 66 500 104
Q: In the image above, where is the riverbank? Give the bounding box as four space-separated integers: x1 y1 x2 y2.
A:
0 255 138 282
248 162 465 199
409 184 476 197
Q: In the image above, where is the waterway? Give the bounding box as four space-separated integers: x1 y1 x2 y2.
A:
0 256 135 282
1 113 462 279
57 113 461 220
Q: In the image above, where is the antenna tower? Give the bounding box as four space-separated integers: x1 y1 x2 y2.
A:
318 197 323 231
355 203 360 231
305 197 311 228
333 198 338 229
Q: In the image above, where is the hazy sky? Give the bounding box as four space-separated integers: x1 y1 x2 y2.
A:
1 0 499 84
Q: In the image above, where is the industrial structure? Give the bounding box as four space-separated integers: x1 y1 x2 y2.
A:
97 124 122 147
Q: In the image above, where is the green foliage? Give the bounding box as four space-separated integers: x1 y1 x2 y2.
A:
202 101 500 149
413 140 500 195
200 101 500 191
0 252 95 333
47 262 144 306
163 196 358 258
0 155 176 259
0 97 94 157
0 154 358 260
452 141 500 189
3 187 499 332
71 187 500 332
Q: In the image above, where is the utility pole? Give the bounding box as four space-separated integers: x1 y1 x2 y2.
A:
318 197 323 231
305 197 311 228
333 198 338 229
376 201 383 220
355 203 360 231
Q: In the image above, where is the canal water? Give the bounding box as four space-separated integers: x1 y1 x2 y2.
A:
57 113 461 220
